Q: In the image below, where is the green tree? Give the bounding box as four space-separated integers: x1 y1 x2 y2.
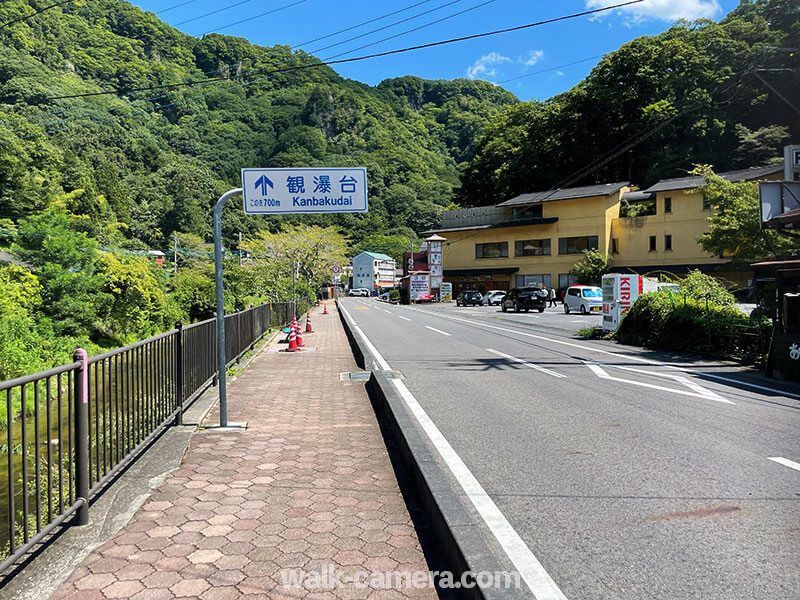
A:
696 165 799 262
570 250 612 285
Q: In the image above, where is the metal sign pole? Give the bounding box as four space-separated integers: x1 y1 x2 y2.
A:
213 187 243 428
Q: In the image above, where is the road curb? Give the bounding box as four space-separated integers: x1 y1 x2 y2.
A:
336 300 529 599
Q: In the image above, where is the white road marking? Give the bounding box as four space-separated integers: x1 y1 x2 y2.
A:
425 326 451 337
570 320 583 323
382 309 392 314
768 457 800 472
398 315 411 321
339 305 391 371
487 349 566 379
405 306 800 401
585 363 733 404
340 321 568 598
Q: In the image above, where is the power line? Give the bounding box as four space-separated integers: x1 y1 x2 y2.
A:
14 1 644 139
296 0 437 47
17 0 441 127
156 0 201 15
498 55 604 84
323 0 499 62
0 0 73 29
310 0 466 55
42 1 645 101
205 0 310 34
173 0 256 28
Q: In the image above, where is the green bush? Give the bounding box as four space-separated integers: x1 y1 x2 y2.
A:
389 289 401 302
615 291 771 362
674 270 736 307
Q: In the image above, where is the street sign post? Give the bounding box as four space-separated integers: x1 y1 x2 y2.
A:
242 168 368 214
211 168 368 427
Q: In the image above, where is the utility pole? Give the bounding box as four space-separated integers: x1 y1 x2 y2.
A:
238 231 243 267
292 260 297 313
173 232 177 273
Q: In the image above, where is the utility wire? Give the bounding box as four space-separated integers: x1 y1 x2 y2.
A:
310 0 465 55
18 0 443 127
156 0 201 15
323 0 499 62
11 1 644 139
42 0 646 101
296 0 437 47
205 0 309 34
0 0 73 29
173 0 256 27
498 55 604 84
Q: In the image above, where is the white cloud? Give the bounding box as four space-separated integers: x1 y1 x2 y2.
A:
524 50 544 67
585 0 721 22
556 71 565 76
466 52 511 80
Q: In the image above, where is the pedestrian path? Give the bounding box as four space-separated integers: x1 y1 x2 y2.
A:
50 304 435 599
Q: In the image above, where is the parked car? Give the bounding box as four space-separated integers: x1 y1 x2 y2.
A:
564 285 603 314
501 287 547 313
482 290 507 306
456 290 483 306
348 288 371 297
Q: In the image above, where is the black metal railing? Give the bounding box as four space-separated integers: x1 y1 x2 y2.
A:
0 301 296 573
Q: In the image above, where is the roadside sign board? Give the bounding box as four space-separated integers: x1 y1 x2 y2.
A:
440 282 452 302
242 167 368 214
410 274 430 301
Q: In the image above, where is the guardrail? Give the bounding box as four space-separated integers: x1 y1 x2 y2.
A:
0 301 298 573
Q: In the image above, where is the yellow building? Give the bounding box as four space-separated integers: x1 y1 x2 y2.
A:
423 165 783 295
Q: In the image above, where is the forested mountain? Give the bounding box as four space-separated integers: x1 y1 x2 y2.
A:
458 0 800 205
0 0 517 248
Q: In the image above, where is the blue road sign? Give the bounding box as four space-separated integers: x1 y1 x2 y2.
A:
242 168 368 214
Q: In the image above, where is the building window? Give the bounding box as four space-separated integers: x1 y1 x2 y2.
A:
515 274 551 288
649 236 657 252
664 234 672 251
664 197 672 213
510 205 543 221
611 238 619 254
475 242 508 259
558 236 598 255
514 238 551 256
702 195 712 211
558 273 578 289
620 198 656 217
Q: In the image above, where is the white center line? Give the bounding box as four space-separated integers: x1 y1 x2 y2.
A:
486 348 566 379
398 315 411 321
768 457 800 472
425 325 451 336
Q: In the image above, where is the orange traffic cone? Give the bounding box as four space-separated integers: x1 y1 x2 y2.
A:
284 323 299 352
323 304 328 315
305 312 313 333
294 317 304 347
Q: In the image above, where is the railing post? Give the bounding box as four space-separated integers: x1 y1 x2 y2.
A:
175 322 183 426
73 349 89 526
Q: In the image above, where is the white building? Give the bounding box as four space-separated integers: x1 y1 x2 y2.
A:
352 252 396 291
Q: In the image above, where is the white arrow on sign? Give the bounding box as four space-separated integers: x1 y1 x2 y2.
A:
584 362 734 404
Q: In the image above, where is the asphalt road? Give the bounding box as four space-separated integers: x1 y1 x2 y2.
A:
340 297 800 600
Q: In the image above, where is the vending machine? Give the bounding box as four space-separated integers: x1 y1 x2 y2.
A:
602 274 659 331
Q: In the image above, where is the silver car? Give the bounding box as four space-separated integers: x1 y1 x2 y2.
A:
482 290 507 306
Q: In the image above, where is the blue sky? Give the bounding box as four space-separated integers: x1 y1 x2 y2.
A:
131 0 741 101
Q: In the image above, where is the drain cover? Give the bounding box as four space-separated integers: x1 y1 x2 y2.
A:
339 371 403 381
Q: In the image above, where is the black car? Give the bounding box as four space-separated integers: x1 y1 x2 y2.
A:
456 290 483 306
501 287 547 313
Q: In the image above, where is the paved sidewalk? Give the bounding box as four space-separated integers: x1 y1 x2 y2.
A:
50 304 435 600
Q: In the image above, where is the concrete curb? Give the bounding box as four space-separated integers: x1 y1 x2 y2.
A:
336 300 529 600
